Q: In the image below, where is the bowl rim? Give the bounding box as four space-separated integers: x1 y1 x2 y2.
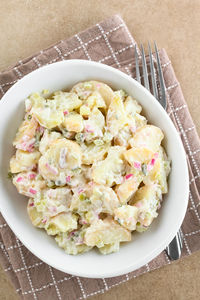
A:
0 59 189 278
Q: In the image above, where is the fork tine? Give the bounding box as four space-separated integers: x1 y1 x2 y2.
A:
148 42 158 100
141 44 150 91
134 45 141 84
154 42 167 109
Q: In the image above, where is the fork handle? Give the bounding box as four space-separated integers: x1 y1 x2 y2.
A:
166 234 182 260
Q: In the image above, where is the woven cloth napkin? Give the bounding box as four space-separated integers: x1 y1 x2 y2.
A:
0 14 200 300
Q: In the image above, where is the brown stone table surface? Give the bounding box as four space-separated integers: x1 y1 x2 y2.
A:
0 0 199 299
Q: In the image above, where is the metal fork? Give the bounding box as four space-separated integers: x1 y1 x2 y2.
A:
134 42 183 260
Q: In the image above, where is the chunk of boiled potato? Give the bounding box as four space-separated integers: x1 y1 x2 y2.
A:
25 92 45 112
114 89 127 101
114 125 132 147
129 125 164 152
134 113 147 129
90 184 120 215
70 191 92 213
130 184 161 231
124 96 142 115
115 174 143 204
71 80 114 106
114 205 139 231
80 105 91 116
92 146 125 186
27 199 45 228
34 187 72 216
62 112 84 133
126 113 147 138
81 142 110 165
45 212 78 235
124 147 154 167
65 171 87 188
98 242 120 254
39 139 82 181
39 130 62 155
70 184 119 216
13 172 46 197
84 210 99 224
114 111 146 147
52 91 82 111
106 93 128 136
144 146 171 193
84 218 131 248
55 231 92 255
31 99 64 129
90 107 105 129
83 107 105 142
10 150 41 173
85 91 106 109
13 117 38 150
31 92 82 129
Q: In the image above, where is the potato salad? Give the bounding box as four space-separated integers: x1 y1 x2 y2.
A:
9 81 170 255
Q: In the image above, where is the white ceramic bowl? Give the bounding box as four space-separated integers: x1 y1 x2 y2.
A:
0 60 189 278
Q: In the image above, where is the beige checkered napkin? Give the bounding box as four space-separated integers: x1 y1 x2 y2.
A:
0 14 200 300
